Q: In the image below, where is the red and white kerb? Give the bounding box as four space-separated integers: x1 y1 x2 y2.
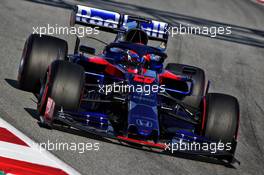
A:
0 118 80 175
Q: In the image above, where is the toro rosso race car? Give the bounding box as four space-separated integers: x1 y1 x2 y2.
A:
17 5 240 165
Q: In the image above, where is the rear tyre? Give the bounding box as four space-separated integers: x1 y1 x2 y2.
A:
38 60 85 115
204 93 239 161
165 63 205 109
17 34 68 92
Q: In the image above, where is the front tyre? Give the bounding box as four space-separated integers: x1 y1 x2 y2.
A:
203 93 239 161
38 60 85 115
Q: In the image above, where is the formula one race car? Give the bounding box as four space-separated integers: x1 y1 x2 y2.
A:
17 5 240 164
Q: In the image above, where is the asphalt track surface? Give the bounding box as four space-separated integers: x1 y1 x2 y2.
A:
0 0 264 174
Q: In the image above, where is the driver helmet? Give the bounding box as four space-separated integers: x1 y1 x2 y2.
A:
123 50 144 66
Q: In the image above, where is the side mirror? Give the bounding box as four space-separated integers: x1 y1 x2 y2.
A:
79 45 96 55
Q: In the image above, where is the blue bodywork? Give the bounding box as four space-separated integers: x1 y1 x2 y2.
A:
127 70 160 138
59 51 197 142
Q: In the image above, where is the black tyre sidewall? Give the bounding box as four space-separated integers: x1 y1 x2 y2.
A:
204 93 239 143
38 60 85 115
18 34 68 92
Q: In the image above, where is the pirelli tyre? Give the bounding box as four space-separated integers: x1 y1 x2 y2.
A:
38 60 85 115
203 93 239 161
17 34 68 93
165 63 205 109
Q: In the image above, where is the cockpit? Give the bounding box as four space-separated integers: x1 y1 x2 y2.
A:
103 42 167 72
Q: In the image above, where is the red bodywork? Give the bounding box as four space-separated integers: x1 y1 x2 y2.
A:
117 136 166 149
87 57 124 78
87 56 184 84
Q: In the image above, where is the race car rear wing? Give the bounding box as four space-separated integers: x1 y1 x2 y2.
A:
71 5 170 43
